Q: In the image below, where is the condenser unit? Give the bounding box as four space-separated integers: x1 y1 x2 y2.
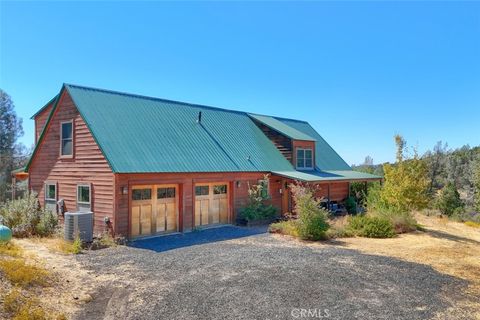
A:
64 211 93 242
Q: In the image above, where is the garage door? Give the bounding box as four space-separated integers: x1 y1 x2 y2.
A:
194 183 229 227
131 184 178 237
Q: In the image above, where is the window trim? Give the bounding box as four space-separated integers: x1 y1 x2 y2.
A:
77 183 91 206
296 148 314 170
60 120 74 158
45 182 57 201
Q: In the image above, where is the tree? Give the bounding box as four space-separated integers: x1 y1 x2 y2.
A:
0 89 24 202
423 141 448 193
436 182 464 216
473 158 480 212
377 135 430 212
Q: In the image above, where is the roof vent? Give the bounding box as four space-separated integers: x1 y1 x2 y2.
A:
196 111 202 123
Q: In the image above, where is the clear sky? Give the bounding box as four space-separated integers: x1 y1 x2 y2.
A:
1 1 479 165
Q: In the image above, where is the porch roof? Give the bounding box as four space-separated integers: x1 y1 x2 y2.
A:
271 170 382 182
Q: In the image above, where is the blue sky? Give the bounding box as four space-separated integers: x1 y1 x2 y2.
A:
1 1 479 165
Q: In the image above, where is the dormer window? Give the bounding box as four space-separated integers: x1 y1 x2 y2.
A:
296 148 313 170
61 121 73 156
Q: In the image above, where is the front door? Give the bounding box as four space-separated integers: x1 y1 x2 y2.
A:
131 184 178 238
194 183 229 227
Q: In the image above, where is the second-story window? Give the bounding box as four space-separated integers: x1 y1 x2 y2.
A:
296 148 313 170
61 121 73 156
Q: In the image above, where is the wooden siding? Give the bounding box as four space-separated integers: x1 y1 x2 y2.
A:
252 120 293 162
29 91 115 234
34 103 54 144
315 182 350 202
114 172 279 237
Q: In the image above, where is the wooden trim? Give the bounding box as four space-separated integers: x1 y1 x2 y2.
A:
59 120 74 158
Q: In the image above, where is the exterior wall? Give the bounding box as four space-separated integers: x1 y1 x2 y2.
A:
315 182 350 202
114 172 281 237
34 103 54 144
29 91 115 234
292 140 316 169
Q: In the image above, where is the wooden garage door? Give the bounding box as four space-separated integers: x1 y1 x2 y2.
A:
194 183 229 227
131 184 178 237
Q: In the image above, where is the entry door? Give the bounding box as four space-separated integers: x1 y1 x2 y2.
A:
155 185 177 233
131 186 153 237
194 183 229 227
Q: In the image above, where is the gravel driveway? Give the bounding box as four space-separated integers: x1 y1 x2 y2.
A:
74 226 470 320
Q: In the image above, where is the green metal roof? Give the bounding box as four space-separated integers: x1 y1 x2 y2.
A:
65 84 295 173
276 118 352 171
27 83 379 179
30 95 58 119
272 170 382 182
248 113 316 141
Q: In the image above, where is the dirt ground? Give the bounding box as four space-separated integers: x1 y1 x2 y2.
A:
3 214 479 319
326 214 480 319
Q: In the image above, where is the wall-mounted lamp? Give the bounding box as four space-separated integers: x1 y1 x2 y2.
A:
279 188 283 194
236 181 241 188
120 186 128 195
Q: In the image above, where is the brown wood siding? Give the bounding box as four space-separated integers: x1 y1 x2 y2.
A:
114 172 278 237
252 120 293 162
315 182 349 202
34 103 54 144
29 91 115 234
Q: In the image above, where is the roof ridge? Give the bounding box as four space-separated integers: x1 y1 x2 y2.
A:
64 83 309 123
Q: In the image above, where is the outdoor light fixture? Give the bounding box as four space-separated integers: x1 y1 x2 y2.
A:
121 186 128 195
236 181 241 188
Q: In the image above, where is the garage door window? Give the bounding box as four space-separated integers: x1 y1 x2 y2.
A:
213 185 227 194
157 187 175 199
132 189 152 200
195 186 209 196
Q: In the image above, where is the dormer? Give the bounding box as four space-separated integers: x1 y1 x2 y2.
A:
249 114 316 170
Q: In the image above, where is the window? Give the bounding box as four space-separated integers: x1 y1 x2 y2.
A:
45 183 57 213
296 148 313 169
77 184 91 211
132 189 152 200
61 121 73 156
157 187 175 199
213 185 227 195
195 186 209 196
45 183 56 201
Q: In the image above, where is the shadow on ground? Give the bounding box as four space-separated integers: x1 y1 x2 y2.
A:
128 225 268 252
75 231 474 320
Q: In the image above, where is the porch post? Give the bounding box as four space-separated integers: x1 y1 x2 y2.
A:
327 184 331 209
12 176 16 200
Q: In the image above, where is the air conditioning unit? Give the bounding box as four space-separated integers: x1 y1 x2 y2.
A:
64 211 94 242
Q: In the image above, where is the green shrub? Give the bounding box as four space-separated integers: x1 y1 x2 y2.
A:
0 193 58 238
240 175 277 221
326 225 354 239
346 214 395 238
35 210 58 237
345 196 357 214
362 216 395 238
290 184 330 241
375 210 417 234
435 182 464 216
269 220 299 237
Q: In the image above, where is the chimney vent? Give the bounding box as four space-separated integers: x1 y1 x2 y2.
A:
196 111 202 123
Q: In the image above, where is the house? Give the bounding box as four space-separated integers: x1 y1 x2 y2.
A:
26 84 381 238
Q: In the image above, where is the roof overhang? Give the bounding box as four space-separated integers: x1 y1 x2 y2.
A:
271 170 382 183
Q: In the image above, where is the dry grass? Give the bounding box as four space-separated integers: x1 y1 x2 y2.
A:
0 258 49 287
337 213 480 319
0 242 23 257
32 236 82 254
465 221 480 228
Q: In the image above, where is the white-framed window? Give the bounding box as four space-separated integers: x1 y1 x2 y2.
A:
60 120 73 156
45 182 57 213
296 148 313 170
77 184 91 212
